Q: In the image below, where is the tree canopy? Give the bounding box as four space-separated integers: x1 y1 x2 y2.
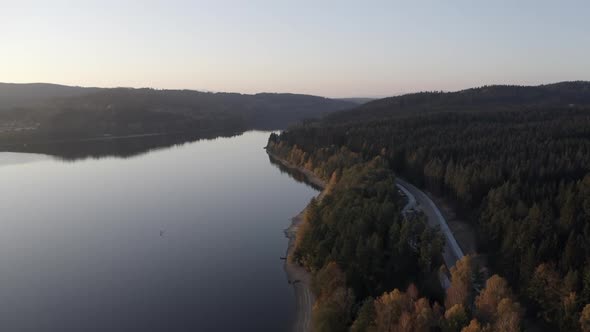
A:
267 81 590 330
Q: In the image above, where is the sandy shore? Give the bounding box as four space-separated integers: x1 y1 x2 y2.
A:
269 152 326 332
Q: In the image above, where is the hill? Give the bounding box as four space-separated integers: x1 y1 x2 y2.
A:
335 97 375 105
0 84 355 147
0 83 101 110
326 81 590 123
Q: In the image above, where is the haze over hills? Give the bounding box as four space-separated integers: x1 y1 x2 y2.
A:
0 83 101 110
326 81 590 123
335 97 375 105
0 83 356 147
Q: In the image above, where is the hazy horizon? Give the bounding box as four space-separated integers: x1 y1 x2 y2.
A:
2 0 589 98
2 80 588 100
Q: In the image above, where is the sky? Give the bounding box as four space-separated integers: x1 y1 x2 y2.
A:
1 0 589 98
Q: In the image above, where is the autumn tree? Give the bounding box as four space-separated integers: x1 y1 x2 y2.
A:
413 297 435 332
528 263 562 322
312 287 355 332
474 274 514 322
324 170 340 196
351 298 376 332
374 289 411 332
372 287 436 332
446 255 474 309
493 298 521 332
580 304 590 332
442 304 469 332
311 262 355 332
461 319 482 332
559 292 579 331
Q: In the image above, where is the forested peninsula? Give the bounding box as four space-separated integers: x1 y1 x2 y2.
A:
267 82 590 332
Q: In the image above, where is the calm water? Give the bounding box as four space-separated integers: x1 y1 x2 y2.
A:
0 131 318 331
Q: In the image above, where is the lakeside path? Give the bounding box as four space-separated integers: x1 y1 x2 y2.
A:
268 152 326 332
396 178 464 288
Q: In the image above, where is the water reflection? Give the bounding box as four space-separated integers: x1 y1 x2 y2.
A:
267 154 323 191
0 131 319 331
0 130 242 161
0 152 52 167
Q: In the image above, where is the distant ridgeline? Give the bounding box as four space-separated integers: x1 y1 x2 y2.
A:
267 81 590 331
0 83 355 150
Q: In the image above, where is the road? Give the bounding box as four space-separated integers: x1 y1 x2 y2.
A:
396 179 464 287
396 181 417 214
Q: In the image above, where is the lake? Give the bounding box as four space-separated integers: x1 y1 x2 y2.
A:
0 131 318 331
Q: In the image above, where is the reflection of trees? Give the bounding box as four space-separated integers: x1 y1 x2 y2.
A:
1 130 242 161
267 154 322 191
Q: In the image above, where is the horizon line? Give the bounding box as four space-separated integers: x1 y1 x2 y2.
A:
1 80 588 100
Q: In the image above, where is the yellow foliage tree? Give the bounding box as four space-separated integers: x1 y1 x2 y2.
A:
446 255 474 308
373 288 435 332
474 274 514 322
374 289 411 332
461 319 482 332
324 170 340 196
580 304 590 332
492 298 521 332
311 261 346 299
443 304 469 332
310 262 354 332
413 298 435 332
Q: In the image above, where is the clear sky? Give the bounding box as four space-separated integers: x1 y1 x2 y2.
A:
1 0 589 97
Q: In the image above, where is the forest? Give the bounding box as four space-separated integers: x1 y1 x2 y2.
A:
267 82 590 331
0 83 355 148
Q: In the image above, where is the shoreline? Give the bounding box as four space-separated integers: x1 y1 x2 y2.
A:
268 151 326 332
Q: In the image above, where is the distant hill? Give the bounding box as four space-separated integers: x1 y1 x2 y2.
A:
335 97 375 105
327 81 590 123
0 83 355 146
0 83 101 110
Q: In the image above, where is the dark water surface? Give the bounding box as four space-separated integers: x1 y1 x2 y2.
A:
0 131 317 331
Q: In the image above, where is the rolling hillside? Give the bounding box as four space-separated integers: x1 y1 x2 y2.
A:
0 83 355 146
